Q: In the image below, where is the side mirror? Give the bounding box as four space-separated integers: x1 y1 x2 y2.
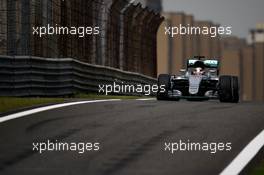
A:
209 69 217 76
209 69 217 73
180 69 186 72
179 69 186 76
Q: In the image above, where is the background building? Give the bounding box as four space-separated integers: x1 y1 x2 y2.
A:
157 12 222 74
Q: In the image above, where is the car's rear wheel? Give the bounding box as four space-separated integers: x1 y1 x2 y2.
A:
218 75 239 103
157 74 171 100
231 76 239 103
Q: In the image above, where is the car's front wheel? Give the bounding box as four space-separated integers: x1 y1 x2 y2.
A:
218 75 239 103
157 74 171 100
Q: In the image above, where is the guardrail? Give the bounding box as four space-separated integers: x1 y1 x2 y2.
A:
0 56 157 97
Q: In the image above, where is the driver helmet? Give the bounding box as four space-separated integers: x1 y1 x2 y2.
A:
193 67 204 75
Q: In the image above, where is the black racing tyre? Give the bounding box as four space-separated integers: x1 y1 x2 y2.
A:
219 76 232 102
231 76 239 103
218 75 239 103
157 74 171 100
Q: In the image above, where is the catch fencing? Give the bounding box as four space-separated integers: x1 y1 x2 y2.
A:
0 0 163 78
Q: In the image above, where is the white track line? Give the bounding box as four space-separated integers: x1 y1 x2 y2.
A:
220 129 264 175
0 99 121 123
136 98 155 101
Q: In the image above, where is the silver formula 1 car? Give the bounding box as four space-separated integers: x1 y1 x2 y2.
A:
157 56 239 103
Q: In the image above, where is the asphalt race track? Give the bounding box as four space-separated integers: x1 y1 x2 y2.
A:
0 99 263 175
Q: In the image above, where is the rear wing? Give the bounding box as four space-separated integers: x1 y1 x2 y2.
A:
187 59 219 69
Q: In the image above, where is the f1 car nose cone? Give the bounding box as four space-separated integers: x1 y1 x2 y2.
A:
189 75 203 95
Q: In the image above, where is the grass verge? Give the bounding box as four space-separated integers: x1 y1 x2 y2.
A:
0 97 66 114
72 93 147 100
250 160 264 175
0 94 151 114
